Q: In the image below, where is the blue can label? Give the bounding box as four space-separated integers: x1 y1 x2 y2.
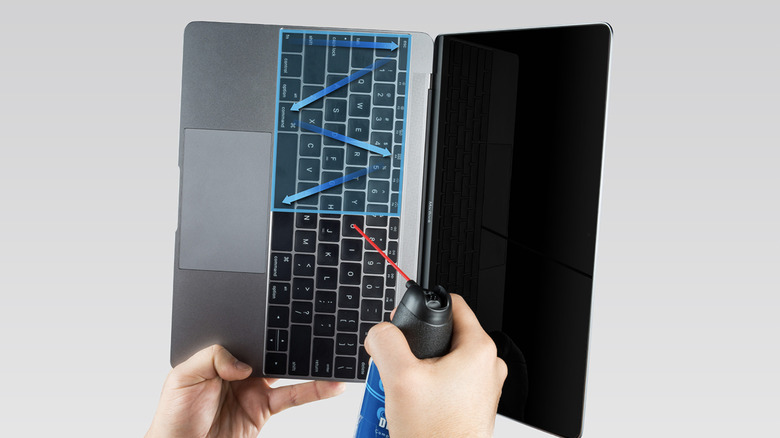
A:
355 361 390 438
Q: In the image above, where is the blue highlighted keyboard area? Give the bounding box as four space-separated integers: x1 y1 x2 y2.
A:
272 30 410 216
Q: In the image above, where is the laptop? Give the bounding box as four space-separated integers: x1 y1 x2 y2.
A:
171 21 611 438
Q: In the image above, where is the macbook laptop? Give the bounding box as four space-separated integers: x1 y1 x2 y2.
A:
171 21 611 437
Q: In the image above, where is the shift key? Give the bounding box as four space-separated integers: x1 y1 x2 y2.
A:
304 34 326 84
289 325 311 376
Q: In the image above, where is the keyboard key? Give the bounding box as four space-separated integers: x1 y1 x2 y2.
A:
362 275 384 298
398 38 409 71
269 253 292 281
291 301 313 324
339 286 360 309
325 99 347 121
314 314 336 337
296 212 318 229
315 290 337 313
368 180 390 203
386 241 398 262
375 59 397 81
268 305 289 328
364 228 387 251
278 329 289 351
317 243 339 266
397 72 407 95
294 230 317 253
385 288 396 310
384 311 392 322
302 85 323 108
371 107 394 130
394 121 403 143
345 166 368 189
376 36 398 59
336 333 358 355
328 35 350 73
364 252 386 274
391 169 400 191
321 172 343 193
361 299 383 322
292 277 314 300
326 75 348 98
298 158 320 182
369 156 391 178
279 78 301 101
265 352 287 375
395 97 405 120
337 309 359 332
351 35 373 68
370 131 392 151
346 146 368 166
295 182 319 206
349 94 371 117
278 103 299 131
303 34 326 84
320 195 342 212
359 322 373 344
299 133 321 157
348 118 370 141
385 269 397 287
289 325 311 376
318 219 340 242
316 267 338 290
335 356 356 379
373 84 395 107
342 216 364 237
341 239 363 261
366 214 387 227
389 217 400 239
339 262 361 285
268 282 290 305
312 338 334 377
323 123 346 146
281 33 303 53
358 347 370 379
267 329 279 351
271 213 294 251
281 53 302 77
322 147 344 170
344 190 366 211
300 109 323 127
349 69 372 93
293 254 315 276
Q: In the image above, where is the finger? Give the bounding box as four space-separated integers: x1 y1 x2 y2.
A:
364 322 418 376
449 294 488 349
267 380 346 415
170 344 252 387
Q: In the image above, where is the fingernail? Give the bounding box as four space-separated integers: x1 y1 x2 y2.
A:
234 359 252 371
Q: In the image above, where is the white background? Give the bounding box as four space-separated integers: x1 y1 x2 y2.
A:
1 1 778 436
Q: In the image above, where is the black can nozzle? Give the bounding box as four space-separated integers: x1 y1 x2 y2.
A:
391 281 453 359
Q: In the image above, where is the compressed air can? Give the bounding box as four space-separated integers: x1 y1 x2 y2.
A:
354 281 453 438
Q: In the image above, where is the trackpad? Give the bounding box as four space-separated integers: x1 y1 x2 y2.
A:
179 129 272 273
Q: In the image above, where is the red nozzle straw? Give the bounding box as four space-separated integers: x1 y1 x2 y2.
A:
352 223 411 282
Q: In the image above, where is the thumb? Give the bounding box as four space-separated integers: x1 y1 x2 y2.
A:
364 322 418 378
169 344 253 387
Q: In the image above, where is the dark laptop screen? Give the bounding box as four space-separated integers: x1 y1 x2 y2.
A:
425 24 612 437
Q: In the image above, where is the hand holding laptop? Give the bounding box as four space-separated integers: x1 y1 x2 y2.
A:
148 295 505 437
145 344 345 438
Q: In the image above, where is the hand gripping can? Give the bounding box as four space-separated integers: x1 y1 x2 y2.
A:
354 281 453 438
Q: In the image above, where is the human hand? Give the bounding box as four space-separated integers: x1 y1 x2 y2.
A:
364 294 507 438
146 344 345 438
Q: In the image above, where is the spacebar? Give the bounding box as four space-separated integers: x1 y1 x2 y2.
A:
289 325 311 376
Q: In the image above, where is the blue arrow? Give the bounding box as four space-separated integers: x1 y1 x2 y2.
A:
299 122 391 157
291 57 392 111
292 38 398 51
283 165 381 204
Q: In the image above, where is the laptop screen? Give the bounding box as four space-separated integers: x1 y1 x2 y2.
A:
425 23 612 437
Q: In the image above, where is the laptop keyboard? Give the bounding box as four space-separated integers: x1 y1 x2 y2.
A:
265 30 411 380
